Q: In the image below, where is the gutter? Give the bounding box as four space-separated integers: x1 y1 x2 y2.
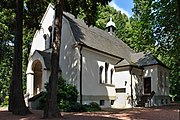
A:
78 43 123 62
79 46 83 105
130 66 133 108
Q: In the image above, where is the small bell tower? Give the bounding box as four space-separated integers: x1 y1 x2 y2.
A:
106 17 116 35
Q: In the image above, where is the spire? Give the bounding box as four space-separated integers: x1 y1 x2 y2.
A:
106 16 116 35
106 16 116 28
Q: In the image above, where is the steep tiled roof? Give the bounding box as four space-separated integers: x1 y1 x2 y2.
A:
64 12 135 62
135 53 169 68
35 9 168 69
36 50 51 69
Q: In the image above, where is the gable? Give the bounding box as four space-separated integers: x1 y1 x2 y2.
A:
29 4 168 71
29 4 55 56
133 53 169 69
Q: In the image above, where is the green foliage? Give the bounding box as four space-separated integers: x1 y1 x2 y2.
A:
57 76 79 111
94 4 132 46
83 102 101 112
1 96 9 106
39 77 101 112
39 76 79 111
63 0 112 26
95 5 118 30
131 0 180 100
150 0 180 100
129 0 155 52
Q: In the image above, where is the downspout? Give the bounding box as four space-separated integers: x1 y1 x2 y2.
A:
79 46 83 105
130 66 133 107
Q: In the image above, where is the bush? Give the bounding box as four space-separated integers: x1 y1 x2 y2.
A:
38 77 101 112
1 96 9 106
39 76 79 111
37 92 47 109
83 102 101 112
67 102 84 112
57 76 79 111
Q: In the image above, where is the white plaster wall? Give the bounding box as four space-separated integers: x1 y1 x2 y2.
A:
157 66 169 96
114 70 133 96
143 65 158 94
59 16 80 87
144 65 170 106
30 5 54 56
26 8 80 96
81 47 116 97
41 70 51 91
26 74 34 97
26 51 48 96
113 71 132 108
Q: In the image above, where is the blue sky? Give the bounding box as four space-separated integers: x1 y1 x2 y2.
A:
109 0 133 17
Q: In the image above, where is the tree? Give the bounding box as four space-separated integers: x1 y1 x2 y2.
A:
43 0 63 118
0 1 15 106
0 0 49 109
43 0 112 118
8 0 31 115
129 0 155 52
151 0 180 100
132 0 180 100
92 4 133 48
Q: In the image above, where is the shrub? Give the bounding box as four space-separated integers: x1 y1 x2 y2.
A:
39 76 79 111
38 77 101 112
83 102 101 112
1 96 9 106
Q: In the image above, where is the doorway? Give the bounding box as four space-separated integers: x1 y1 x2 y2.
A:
144 77 151 94
32 60 42 95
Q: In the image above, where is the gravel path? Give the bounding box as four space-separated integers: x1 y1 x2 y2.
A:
0 103 179 120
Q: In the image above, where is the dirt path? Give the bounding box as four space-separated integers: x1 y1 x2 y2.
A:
0 103 179 120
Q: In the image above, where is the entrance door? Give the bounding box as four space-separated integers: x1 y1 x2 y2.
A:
144 77 151 94
32 60 42 95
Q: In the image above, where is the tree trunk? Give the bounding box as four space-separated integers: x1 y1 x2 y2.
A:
43 0 63 118
177 0 180 21
8 0 31 115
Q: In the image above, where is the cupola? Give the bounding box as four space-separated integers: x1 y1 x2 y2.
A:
106 17 116 35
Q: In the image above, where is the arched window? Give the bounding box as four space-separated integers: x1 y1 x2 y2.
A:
159 71 163 88
32 60 42 95
99 66 104 83
105 63 109 83
110 69 114 84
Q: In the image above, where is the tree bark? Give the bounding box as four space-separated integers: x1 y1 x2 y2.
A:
8 0 31 115
43 0 63 118
177 0 180 21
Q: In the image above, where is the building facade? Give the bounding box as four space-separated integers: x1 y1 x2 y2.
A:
26 4 170 108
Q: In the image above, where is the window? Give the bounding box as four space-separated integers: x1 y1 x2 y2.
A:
165 99 168 104
144 77 151 94
111 100 115 105
110 69 114 84
100 100 105 106
99 66 104 83
159 71 163 88
105 63 109 83
161 99 164 104
164 72 167 87
115 88 126 93
107 27 110 32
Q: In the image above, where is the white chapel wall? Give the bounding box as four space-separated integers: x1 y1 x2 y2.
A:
59 16 80 87
30 5 54 56
143 65 158 94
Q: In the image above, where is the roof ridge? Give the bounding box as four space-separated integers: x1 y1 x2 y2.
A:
64 13 134 53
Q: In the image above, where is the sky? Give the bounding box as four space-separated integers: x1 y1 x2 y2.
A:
109 0 134 17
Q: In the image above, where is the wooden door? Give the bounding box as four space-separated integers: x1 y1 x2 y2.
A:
144 77 151 94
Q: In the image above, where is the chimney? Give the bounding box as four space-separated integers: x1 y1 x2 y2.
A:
106 17 116 35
